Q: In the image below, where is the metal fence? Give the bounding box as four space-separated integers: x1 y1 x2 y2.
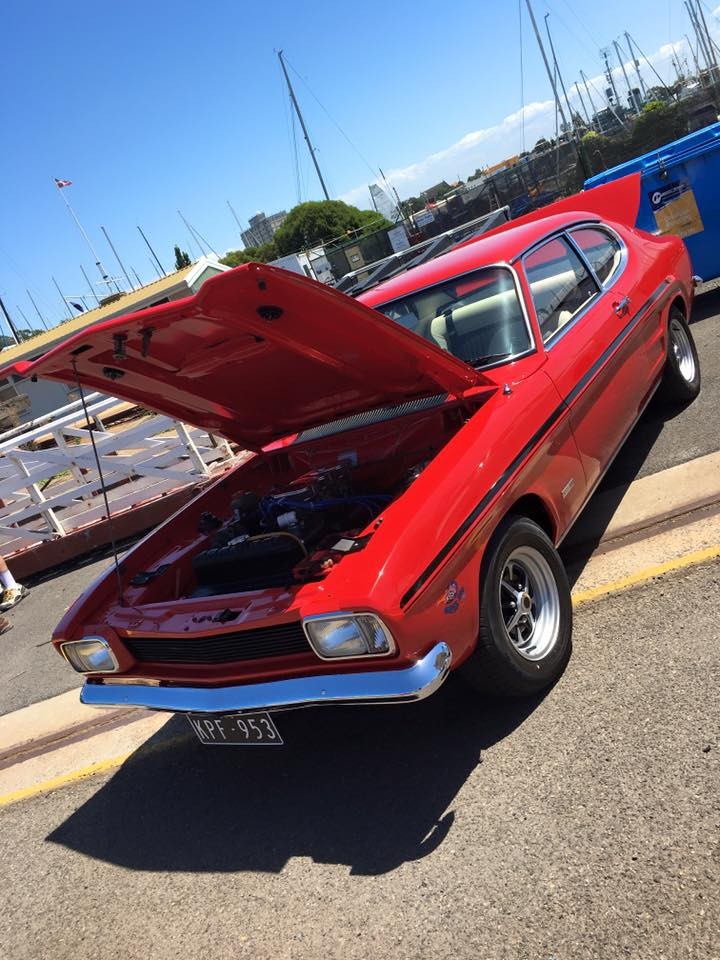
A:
0 394 235 557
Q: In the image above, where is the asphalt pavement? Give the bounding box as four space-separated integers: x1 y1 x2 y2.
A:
0 559 717 960
0 554 108 715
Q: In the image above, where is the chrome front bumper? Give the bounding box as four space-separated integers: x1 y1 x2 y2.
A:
80 642 452 715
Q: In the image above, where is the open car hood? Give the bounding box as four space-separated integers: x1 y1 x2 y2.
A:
1 264 492 449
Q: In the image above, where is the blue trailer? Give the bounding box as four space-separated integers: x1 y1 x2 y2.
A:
585 122 720 281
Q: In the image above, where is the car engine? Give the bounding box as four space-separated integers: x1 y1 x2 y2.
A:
190 465 395 596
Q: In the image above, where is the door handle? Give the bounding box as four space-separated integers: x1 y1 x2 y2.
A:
613 296 631 317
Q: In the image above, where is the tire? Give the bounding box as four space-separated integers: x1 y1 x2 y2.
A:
660 309 701 404
460 515 572 697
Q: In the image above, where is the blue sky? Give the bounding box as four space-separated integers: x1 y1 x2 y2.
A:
1 0 719 334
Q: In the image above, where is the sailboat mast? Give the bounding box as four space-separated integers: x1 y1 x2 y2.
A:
278 50 330 201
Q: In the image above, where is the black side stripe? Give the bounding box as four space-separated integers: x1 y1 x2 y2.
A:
399 280 671 609
565 280 669 407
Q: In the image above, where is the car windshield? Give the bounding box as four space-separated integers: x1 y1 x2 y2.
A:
374 266 531 367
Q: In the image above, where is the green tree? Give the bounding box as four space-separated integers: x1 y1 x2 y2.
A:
273 200 391 255
174 246 191 270
406 195 426 213
220 249 253 268
219 240 279 268
630 100 687 155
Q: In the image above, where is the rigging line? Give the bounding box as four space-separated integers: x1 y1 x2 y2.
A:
626 32 672 90
283 54 380 181
546 0 606 69
519 0 526 153
72 361 125 606
186 217 218 257
584 69 628 128
696 0 720 57
699 0 720 23
0 243 58 315
554 0 603 51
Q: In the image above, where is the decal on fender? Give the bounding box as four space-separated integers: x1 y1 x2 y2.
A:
443 580 466 615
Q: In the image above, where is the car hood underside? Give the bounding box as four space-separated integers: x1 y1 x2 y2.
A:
1 264 493 450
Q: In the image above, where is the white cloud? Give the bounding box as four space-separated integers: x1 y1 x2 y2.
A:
341 99 556 206
340 7 720 205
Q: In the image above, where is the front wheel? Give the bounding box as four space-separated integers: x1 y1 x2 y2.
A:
660 309 701 404
461 516 572 697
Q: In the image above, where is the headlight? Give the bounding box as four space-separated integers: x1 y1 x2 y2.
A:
60 637 119 674
303 613 395 659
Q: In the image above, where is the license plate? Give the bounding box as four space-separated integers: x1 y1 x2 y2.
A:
187 711 283 746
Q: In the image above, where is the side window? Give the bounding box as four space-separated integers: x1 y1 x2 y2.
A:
570 227 622 285
524 236 599 343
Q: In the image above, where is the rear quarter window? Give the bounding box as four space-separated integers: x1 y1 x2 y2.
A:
569 227 623 286
523 236 599 343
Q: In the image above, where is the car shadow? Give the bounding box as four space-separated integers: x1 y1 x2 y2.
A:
689 285 720 325
47 675 545 876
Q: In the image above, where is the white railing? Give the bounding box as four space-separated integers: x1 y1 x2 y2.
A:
0 395 236 555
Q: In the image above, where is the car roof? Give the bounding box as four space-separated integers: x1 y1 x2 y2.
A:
358 210 602 307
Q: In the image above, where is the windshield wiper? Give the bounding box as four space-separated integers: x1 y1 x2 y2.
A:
466 352 510 367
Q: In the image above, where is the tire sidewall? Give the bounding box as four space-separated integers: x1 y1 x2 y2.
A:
480 516 572 687
664 309 700 400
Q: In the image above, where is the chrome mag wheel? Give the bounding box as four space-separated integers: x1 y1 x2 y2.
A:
499 545 561 661
670 316 696 383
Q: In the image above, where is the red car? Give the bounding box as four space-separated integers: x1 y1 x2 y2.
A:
4 176 700 745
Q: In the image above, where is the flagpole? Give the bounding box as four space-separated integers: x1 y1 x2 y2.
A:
54 179 111 284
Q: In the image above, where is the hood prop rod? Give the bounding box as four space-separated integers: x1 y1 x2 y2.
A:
72 360 125 605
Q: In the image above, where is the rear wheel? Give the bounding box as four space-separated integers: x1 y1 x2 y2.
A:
461 516 572 697
660 309 700 404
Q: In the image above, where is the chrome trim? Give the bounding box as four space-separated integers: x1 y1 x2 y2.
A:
564 230 603 290
60 637 120 674
302 611 397 660
510 217 603 263
79 641 453 714
523 225 630 353
613 295 631 317
568 223 629 294
373 262 538 371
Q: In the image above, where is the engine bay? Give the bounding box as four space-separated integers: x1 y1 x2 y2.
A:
187 463 424 597
121 399 476 605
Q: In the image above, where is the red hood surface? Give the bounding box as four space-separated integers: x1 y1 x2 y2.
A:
1 264 492 450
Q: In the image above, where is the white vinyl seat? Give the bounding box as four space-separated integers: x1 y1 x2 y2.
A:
529 269 595 341
429 288 527 361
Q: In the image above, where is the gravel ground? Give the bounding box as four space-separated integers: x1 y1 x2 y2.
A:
1 559 718 960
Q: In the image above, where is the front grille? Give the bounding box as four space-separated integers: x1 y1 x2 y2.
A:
123 621 311 665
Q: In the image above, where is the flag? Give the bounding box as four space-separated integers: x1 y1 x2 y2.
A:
54 178 72 188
